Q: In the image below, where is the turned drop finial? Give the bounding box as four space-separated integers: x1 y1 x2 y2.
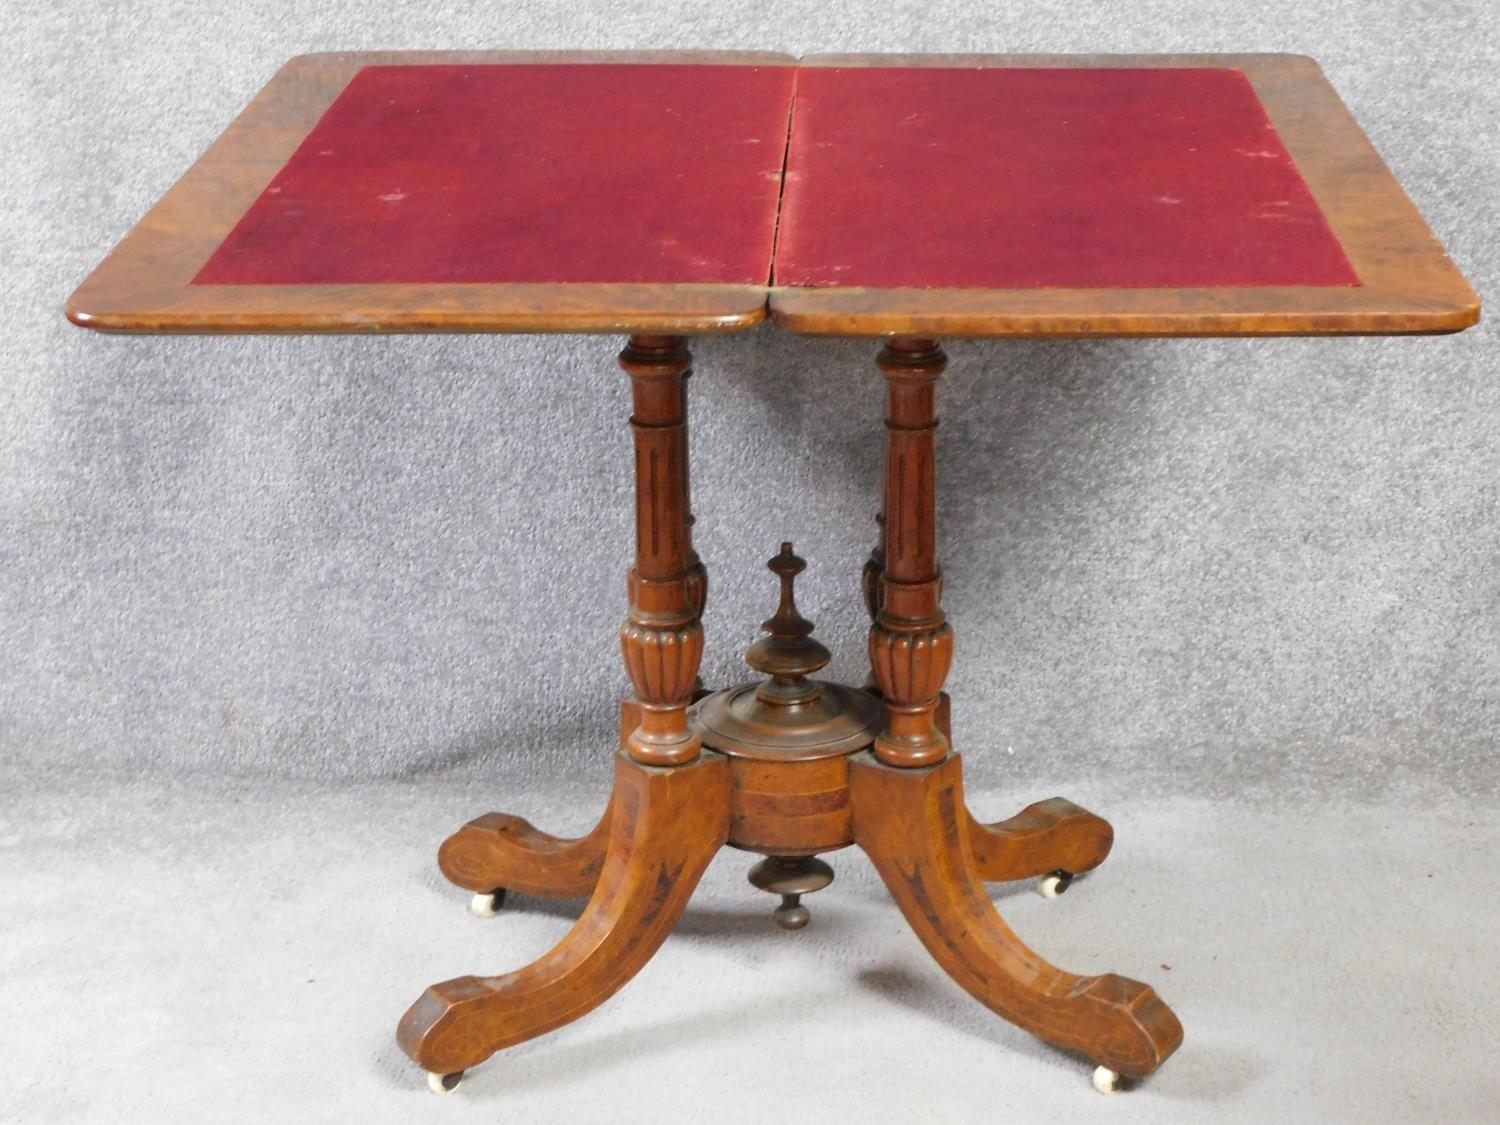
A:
748 855 835 930
746 542 830 702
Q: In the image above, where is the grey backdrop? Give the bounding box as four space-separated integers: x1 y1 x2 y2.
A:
6 0 1494 799
6 3 1500 1122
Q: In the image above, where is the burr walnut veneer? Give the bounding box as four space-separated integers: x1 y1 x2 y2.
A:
67 49 1477 1097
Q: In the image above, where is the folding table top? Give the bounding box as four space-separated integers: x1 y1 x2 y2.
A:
771 53 1477 336
67 50 1478 338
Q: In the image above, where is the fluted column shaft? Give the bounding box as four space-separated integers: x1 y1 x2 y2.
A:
618 335 703 766
869 338 953 768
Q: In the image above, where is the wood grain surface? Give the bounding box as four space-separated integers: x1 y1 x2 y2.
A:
770 53 1479 337
66 51 792 335
437 806 612 899
397 750 730 1075
850 751 1183 1077
67 51 1476 339
967 798 1115 881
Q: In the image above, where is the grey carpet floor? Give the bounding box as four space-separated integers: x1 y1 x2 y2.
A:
4 777 1497 1123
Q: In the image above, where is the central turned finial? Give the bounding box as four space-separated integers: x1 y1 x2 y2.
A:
747 543 830 705
690 540 881 760
685 540 884 931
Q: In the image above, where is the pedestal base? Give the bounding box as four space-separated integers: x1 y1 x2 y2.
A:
398 334 1181 1096
398 730 1181 1091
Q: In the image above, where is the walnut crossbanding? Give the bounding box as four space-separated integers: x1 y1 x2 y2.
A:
67 52 1476 337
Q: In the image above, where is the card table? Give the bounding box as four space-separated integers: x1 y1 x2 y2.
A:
67 49 1478 1097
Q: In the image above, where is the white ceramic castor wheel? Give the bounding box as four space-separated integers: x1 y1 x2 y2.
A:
428 1070 464 1094
1037 871 1068 898
469 888 506 917
1038 870 1074 899
1092 1066 1124 1094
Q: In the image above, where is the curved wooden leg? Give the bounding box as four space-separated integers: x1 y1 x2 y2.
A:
929 696 1115 883
399 751 730 1076
437 804 613 900
968 798 1114 884
851 752 1182 1078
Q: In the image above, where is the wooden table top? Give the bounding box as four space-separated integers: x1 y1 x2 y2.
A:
67 50 1478 339
66 51 796 336
772 54 1477 337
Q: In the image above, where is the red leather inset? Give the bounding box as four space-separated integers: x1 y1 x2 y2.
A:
774 66 1359 289
194 63 796 286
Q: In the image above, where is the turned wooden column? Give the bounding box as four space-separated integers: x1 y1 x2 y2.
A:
618 335 704 767
869 338 953 768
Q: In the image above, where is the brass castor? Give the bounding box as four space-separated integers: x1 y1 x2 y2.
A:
748 855 834 930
